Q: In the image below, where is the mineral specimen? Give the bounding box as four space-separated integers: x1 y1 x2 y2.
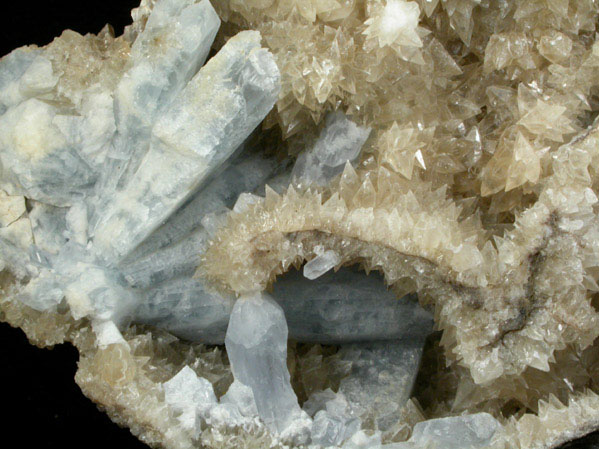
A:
225 291 311 440
3 0 599 448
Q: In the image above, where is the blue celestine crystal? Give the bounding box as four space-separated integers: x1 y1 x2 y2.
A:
132 267 431 345
92 28 281 262
383 413 501 449
225 291 312 439
0 0 280 320
0 0 438 445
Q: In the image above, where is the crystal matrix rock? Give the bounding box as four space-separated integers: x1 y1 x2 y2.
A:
4 1 599 449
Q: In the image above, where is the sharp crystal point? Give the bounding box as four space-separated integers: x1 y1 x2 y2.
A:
292 111 371 187
225 291 310 438
4 0 598 447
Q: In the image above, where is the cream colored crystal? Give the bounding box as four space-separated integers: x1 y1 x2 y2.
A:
363 1 423 49
4 0 599 448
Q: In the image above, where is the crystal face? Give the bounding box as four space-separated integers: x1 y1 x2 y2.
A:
3 0 599 448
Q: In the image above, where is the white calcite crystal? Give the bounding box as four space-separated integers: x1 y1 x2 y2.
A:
4 1 599 449
303 247 341 280
363 0 423 49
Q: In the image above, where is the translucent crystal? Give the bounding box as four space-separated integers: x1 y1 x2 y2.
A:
17 55 57 98
292 111 371 187
224 291 310 437
133 277 235 344
538 31 573 64
219 380 258 418
304 390 360 446
132 267 432 345
303 248 341 280
121 233 208 288
163 366 218 437
335 340 426 432
0 47 42 113
4 0 599 448
91 320 128 348
408 413 500 449
126 148 279 260
341 430 382 449
273 268 432 344
0 98 97 206
312 409 360 446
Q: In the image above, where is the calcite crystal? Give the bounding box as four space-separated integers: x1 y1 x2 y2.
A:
3 0 599 448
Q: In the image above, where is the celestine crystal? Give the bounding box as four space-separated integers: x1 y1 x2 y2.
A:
3 0 599 448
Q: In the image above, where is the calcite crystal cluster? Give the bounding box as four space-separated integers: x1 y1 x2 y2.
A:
3 0 599 448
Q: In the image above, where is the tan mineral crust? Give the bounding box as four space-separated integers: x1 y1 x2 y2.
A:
3 0 599 448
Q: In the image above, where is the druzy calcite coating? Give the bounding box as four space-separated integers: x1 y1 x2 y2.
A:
3 1 599 449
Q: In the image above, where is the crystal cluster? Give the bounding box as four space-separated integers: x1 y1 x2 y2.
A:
3 0 599 449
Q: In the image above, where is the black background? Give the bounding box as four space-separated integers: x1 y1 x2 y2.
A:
1 1 599 448
0 0 139 57
0 322 148 448
1 4 147 448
